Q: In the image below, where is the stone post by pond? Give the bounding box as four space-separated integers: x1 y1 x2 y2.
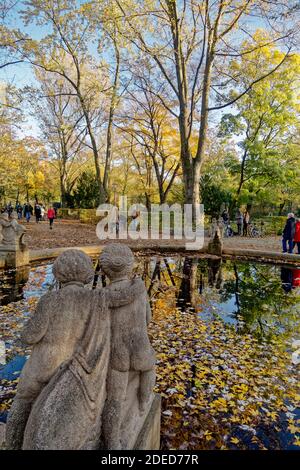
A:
0 212 29 269
208 222 223 256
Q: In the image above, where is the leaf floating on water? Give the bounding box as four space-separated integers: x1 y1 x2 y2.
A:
148 285 300 450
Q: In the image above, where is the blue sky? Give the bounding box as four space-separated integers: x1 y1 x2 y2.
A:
0 1 52 136
1 1 294 139
1 1 105 137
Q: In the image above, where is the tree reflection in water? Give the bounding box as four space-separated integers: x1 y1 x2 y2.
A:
1 257 299 347
218 262 300 342
1 257 300 448
0 266 30 306
137 256 300 344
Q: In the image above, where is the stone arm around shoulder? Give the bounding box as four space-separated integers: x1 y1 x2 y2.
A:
20 295 50 345
106 278 147 308
12 219 25 233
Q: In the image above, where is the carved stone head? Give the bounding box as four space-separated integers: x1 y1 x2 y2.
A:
52 249 94 286
0 212 9 222
99 243 135 281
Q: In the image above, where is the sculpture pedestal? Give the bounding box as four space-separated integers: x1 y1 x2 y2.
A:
99 371 161 450
0 395 162 451
0 246 29 269
0 423 5 449
134 394 161 450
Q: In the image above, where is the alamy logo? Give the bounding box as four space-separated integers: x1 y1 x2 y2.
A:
96 196 204 250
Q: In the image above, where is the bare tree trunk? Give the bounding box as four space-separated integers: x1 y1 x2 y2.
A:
60 175 68 208
78 94 105 203
103 37 120 201
60 137 68 207
278 201 285 215
165 1 193 206
194 30 215 213
237 150 248 197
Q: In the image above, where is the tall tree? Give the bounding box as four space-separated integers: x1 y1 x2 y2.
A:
15 0 110 202
0 0 25 71
112 0 298 215
219 41 300 210
118 73 180 204
26 71 92 207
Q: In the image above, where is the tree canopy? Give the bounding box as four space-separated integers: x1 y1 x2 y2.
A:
0 0 299 215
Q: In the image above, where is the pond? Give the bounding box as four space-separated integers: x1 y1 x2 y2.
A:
1 256 300 450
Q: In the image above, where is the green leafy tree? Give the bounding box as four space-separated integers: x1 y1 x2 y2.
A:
219 38 300 211
200 175 233 217
72 170 101 208
111 0 298 216
220 262 300 342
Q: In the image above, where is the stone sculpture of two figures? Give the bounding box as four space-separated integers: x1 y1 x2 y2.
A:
6 244 158 450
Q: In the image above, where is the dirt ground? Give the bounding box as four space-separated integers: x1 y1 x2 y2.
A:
23 218 282 252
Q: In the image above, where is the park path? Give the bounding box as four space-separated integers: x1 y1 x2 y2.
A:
23 219 282 253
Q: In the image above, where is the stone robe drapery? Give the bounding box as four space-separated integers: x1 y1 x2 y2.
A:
22 290 110 450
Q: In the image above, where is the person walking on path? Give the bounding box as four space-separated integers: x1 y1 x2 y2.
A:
293 218 300 254
243 210 250 236
24 203 32 223
34 203 41 223
16 203 23 220
221 209 229 225
6 202 13 216
40 205 45 221
282 213 296 253
47 206 56 230
236 209 243 236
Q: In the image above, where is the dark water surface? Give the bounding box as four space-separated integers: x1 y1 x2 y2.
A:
1 256 300 449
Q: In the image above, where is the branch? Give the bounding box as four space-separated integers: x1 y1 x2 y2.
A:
0 59 23 69
218 1 253 39
216 32 294 57
208 49 291 111
115 0 179 98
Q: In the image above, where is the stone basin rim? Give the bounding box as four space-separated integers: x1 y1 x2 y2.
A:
29 245 300 266
1 244 300 269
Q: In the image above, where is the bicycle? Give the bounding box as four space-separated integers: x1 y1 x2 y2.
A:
223 222 234 237
248 223 261 237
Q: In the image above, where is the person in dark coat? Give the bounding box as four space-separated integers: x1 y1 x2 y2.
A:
34 203 41 223
221 209 229 224
282 213 296 253
24 203 33 223
16 203 23 220
6 202 13 216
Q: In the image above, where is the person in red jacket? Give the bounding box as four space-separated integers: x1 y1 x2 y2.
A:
47 206 56 230
294 218 300 254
